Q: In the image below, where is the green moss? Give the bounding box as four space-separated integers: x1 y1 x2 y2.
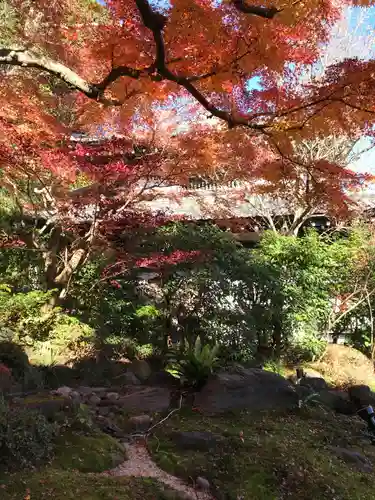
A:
0 470 172 499
53 431 126 473
150 407 375 499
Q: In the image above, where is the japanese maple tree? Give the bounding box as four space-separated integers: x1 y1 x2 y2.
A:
1 0 375 298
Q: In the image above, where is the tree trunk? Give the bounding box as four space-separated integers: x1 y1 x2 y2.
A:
272 313 283 359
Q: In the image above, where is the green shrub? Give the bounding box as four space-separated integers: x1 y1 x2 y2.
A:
262 360 287 377
0 287 58 342
0 397 56 469
165 336 220 389
286 326 327 363
28 315 94 365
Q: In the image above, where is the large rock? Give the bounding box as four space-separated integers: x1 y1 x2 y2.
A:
117 387 171 413
299 376 328 392
128 360 151 382
194 368 298 414
314 390 356 415
348 385 375 407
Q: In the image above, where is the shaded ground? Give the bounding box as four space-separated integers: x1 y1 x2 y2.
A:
149 407 375 500
0 471 172 500
0 431 179 500
2 402 375 499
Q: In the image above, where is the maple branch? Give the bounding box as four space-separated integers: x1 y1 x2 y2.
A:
231 0 280 18
97 66 142 90
0 48 101 99
0 48 144 106
0 1 347 134
134 0 267 129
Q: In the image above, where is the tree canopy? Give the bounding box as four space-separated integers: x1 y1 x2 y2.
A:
1 0 375 298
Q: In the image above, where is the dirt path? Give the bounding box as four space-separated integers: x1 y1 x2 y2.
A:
102 441 215 500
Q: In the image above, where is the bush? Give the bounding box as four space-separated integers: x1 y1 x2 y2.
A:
28 315 94 365
0 397 56 469
286 327 327 364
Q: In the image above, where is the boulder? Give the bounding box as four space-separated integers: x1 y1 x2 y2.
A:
348 385 375 407
194 368 298 414
299 376 328 392
172 431 224 450
117 387 171 413
295 384 314 401
314 390 356 415
128 360 151 382
328 446 373 473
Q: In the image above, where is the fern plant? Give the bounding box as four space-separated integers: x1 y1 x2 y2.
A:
165 336 220 389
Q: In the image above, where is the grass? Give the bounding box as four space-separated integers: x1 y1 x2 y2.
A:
149 406 375 499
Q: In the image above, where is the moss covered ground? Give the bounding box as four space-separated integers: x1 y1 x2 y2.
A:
0 471 172 500
0 430 172 499
149 407 375 500
2 401 375 499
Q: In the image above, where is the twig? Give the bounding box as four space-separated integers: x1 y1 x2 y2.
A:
146 393 183 435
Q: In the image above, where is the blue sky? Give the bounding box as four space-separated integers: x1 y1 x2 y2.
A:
332 6 375 175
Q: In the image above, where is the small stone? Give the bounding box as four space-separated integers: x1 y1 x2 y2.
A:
128 414 152 431
196 476 210 490
55 386 72 398
98 406 111 416
89 395 101 405
106 392 120 401
70 391 80 400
